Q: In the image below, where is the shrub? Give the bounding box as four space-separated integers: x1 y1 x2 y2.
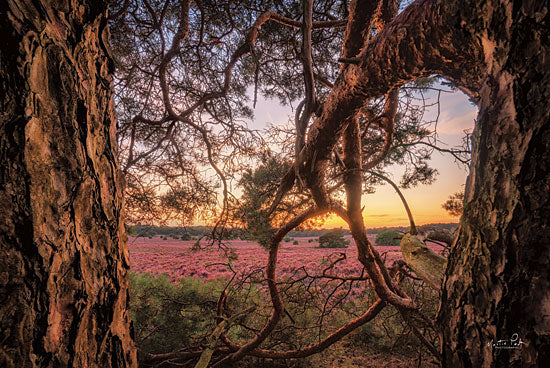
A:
293 240 299 245
126 224 137 236
129 273 225 361
284 237 291 242
375 229 403 246
317 229 348 248
128 271 438 367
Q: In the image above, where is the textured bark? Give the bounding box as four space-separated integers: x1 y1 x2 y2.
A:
426 229 454 246
438 1 550 367
400 234 446 291
300 0 485 210
289 0 549 365
0 1 136 367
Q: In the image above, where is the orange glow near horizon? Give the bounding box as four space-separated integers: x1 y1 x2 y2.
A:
172 87 475 230
323 202 460 229
322 167 464 229
248 84 475 230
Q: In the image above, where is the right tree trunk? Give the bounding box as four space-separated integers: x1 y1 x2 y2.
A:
438 2 550 367
0 1 136 367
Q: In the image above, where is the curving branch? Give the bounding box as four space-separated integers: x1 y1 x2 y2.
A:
225 206 325 361
266 11 347 30
221 299 385 360
363 88 399 170
215 205 388 362
299 0 484 204
366 170 417 235
396 141 471 165
152 1 336 236
342 117 415 309
119 0 495 364
295 0 317 190
269 0 387 213
122 115 172 172
147 2 351 232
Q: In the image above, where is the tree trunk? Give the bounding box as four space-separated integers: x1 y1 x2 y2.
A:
438 2 550 367
0 1 136 367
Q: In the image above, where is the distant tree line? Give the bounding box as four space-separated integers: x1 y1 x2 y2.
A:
127 225 237 240
127 224 346 240
366 223 458 235
127 223 457 240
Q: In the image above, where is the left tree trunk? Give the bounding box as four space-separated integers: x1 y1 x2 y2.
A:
0 1 137 366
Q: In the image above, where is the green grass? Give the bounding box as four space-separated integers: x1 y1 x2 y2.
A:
129 272 439 367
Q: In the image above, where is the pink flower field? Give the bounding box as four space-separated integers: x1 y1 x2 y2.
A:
127 235 445 282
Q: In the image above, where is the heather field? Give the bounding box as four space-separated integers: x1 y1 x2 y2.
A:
127 235 440 281
128 235 444 367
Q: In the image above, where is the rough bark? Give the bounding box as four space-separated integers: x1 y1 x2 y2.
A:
299 0 485 212
426 229 454 246
400 234 446 291
438 2 550 366
288 0 549 365
0 1 137 367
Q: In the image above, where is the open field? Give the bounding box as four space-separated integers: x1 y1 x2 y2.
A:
128 235 443 367
127 235 444 281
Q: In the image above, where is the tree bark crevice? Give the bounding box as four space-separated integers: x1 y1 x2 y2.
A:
438 2 550 366
1 1 137 366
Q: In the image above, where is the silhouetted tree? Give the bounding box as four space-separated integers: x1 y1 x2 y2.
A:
318 229 348 248
109 0 468 231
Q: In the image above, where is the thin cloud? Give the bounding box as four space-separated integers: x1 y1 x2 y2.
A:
436 92 478 135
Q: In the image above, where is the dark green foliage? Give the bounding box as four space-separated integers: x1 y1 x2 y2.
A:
292 240 298 245
129 273 225 360
360 78 450 193
442 191 464 217
129 225 237 240
126 224 137 236
347 277 440 357
317 229 348 248
129 272 440 366
375 229 403 246
235 154 291 248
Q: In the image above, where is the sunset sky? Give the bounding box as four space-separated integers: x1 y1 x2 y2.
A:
251 86 477 228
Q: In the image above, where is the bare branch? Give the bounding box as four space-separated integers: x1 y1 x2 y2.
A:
366 171 417 235
363 88 399 170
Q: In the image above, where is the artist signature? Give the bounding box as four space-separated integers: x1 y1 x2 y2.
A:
488 333 525 349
